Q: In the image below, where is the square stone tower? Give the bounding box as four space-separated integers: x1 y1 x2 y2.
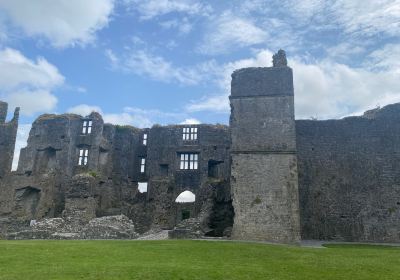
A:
229 50 301 244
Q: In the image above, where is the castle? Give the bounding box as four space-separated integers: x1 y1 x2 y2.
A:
0 51 399 243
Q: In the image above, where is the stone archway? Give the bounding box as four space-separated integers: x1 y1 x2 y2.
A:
175 191 196 223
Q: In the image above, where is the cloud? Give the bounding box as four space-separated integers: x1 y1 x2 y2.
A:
124 0 211 20
366 44 400 74
180 118 201 125
0 0 115 47
0 48 64 90
159 17 193 34
67 104 103 116
187 48 400 119
187 94 230 113
292 58 400 119
67 104 199 128
198 11 268 55
12 124 31 171
187 49 272 113
6 90 58 116
0 48 64 116
332 0 400 37
106 48 217 86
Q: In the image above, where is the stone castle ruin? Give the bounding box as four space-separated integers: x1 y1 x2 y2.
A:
0 51 399 243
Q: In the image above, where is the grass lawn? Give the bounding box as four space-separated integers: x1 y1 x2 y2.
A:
0 240 399 280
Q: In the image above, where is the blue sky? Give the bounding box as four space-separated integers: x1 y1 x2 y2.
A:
0 0 399 166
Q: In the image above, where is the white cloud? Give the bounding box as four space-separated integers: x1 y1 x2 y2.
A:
187 49 400 119
0 48 64 90
159 17 192 34
67 104 199 128
107 48 217 86
67 104 103 116
123 50 199 85
332 0 400 37
198 11 268 55
105 49 119 67
124 0 211 20
12 124 31 171
293 58 400 119
366 44 400 74
76 87 87 93
326 43 366 61
6 90 58 116
187 94 230 113
0 0 115 47
187 50 272 113
0 48 64 116
180 118 201 125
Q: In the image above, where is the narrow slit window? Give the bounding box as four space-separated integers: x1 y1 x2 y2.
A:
140 158 146 173
142 133 147 145
78 149 89 166
82 120 93 134
179 153 198 170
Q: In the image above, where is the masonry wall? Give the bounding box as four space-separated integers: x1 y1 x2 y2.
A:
146 125 231 232
0 108 233 236
230 66 301 243
297 104 400 242
0 101 18 179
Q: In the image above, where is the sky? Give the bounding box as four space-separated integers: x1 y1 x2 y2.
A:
0 0 399 168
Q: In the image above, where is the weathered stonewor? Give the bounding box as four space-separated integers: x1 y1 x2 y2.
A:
0 101 19 179
297 104 400 242
230 50 301 244
1 50 400 243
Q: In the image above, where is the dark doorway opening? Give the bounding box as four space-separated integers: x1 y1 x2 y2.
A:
208 160 224 178
181 209 191 220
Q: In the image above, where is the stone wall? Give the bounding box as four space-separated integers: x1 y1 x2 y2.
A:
297 104 400 242
145 124 231 232
230 54 301 244
0 101 19 179
0 107 233 237
1 50 400 243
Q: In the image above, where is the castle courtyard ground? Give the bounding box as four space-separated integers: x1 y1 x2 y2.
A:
0 240 399 280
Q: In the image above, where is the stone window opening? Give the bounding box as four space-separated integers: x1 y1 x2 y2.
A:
82 120 93 134
208 160 224 178
182 127 197 141
78 149 89 166
142 133 148 145
179 153 198 170
181 209 191 220
160 164 169 176
138 182 148 193
140 158 146 173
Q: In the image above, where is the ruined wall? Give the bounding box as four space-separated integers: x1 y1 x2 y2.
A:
297 104 400 242
0 106 232 236
0 101 19 179
146 124 231 233
230 57 301 243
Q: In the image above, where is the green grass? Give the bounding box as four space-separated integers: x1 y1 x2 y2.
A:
0 240 399 280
